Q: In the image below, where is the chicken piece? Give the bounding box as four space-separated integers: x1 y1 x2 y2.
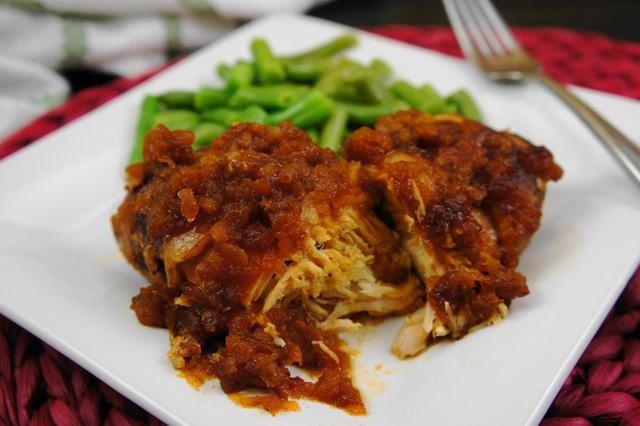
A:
343 110 562 357
112 122 420 412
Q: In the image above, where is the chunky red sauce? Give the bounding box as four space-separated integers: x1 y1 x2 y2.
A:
344 110 562 337
114 123 370 414
115 123 376 301
113 111 561 413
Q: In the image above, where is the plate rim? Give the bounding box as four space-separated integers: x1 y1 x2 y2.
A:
1 12 640 426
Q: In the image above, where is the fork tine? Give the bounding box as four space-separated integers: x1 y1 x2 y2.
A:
442 0 477 59
465 0 508 55
450 0 494 58
443 0 540 81
475 0 519 51
458 0 493 58
444 0 500 58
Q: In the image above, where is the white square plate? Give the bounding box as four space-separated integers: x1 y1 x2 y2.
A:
1 14 640 426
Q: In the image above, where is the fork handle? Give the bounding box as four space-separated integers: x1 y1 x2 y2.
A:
531 73 640 187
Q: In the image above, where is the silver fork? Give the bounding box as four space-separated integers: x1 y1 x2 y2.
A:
443 0 640 187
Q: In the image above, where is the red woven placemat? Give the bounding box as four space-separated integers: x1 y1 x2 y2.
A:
1 26 640 426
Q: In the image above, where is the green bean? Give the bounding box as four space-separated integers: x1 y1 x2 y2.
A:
307 128 319 143
159 91 194 109
362 60 395 102
239 105 268 124
316 59 365 91
202 106 267 126
419 84 441 101
315 61 365 102
368 59 392 82
151 109 200 130
390 81 446 113
356 77 393 104
201 107 241 126
442 102 459 114
131 95 161 164
267 90 334 128
228 62 255 89
316 76 360 102
131 34 485 161
194 87 231 111
418 84 446 113
421 99 447 114
320 107 348 152
284 34 358 63
316 59 390 103
293 105 333 128
284 60 320 82
390 81 425 109
446 89 482 120
251 38 286 84
228 85 308 109
192 122 225 149
334 59 368 82
217 63 231 81
284 58 335 82
337 100 410 126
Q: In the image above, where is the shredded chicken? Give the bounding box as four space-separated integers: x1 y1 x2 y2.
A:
113 112 561 412
112 122 420 414
344 110 562 356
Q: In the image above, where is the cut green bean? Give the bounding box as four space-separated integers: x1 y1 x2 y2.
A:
131 95 161 164
316 59 390 103
418 84 446 113
418 84 441 100
334 59 368 82
442 102 459 114
285 60 319 82
202 106 268 126
151 109 200 130
316 75 360 102
229 85 308 109
390 81 446 113
251 38 286 84
390 81 425 109
320 107 348 152
159 91 194 109
228 62 255 89
217 63 231 81
368 59 392 82
201 107 241 126
267 90 334 128
239 105 268 124
131 34 484 160
446 89 482 120
284 58 336 82
421 99 447 114
316 59 366 92
194 87 231 110
307 128 320 143
284 34 358 63
356 77 393 104
315 61 364 102
193 122 225 149
337 100 410 125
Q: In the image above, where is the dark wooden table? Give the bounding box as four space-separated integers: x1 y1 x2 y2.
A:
311 0 640 42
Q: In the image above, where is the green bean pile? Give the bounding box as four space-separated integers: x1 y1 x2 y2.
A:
130 34 481 163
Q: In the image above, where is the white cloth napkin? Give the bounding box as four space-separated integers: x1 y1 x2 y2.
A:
0 0 329 140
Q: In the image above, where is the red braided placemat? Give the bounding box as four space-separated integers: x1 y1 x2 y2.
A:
1 26 640 425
